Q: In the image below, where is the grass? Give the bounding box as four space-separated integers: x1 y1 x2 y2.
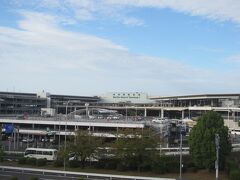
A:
0 161 229 180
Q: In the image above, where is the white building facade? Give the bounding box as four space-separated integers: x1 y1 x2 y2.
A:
101 92 153 104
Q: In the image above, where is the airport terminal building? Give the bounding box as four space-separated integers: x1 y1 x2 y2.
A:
0 90 240 151
0 91 240 119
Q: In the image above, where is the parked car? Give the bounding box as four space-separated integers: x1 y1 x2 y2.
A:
41 138 49 142
152 118 168 124
22 138 34 143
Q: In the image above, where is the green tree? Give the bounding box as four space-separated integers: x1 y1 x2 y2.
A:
188 111 231 170
68 130 101 168
114 129 157 172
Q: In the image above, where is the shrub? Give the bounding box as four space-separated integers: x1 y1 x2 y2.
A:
96 158 119 170
226 160 238 175
26 158 37 166
30 177 39 180
36 158 47 166
229 169 240 180
138 161 152 172
116 162 127 172
18 157 27 164
186 162 198 173
152 159 167 174
151 155 180 174
10 177 18 180
77 178 85 180
0 147 4 162
69 160 80 168
53 159 64 167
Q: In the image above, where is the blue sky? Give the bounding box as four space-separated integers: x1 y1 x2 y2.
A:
0 0 240 96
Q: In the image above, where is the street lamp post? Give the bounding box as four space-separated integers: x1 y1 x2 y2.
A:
179 133 183 180
228 105 230 128
64 100 70 173
215 134 220 180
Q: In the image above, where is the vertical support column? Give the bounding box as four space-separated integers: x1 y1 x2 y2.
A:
32 124 35 139
182 110 185 119
161 108 164 118
144 108 147 117
54 124 56 140
116 127 119 140
74 125 77 145
232 111 235 122
189 108 191 119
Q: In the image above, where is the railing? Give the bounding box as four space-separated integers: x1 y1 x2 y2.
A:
0 165 175 180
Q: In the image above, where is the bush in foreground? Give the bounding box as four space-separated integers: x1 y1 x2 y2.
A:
10 177 18 180
69 160 80 168
53 159 64 167
36 158 47 166
229 169 240 180
18 157 27 165
26 158 37 166
30 177 39 180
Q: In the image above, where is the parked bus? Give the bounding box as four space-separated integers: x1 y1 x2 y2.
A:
231 129 240 135
24 148 58 161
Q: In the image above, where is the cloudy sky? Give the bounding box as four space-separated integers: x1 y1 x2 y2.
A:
0 0 240 96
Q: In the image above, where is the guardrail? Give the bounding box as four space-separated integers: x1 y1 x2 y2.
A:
0 165 175 180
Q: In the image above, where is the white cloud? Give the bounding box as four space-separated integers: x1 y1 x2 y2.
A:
0 11 239 95
11 0 240 26
105 0 240 24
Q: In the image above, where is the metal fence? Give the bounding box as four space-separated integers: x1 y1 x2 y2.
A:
0 165 175 180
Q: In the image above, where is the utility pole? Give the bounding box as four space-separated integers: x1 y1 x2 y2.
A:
179 133 183 180
215 134 220 180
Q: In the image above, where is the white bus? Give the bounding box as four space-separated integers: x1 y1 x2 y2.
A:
231 129 240 135
24 148 58 161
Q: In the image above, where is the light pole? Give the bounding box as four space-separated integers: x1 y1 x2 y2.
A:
64 100 70 173
179 133 183 180
228 105 230 128
215 134 220 180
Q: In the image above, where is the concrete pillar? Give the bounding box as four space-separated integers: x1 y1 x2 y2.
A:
144 108 147 117
32 124 35 139
182 110 185 119
161 108 164 118
211 100 214 107
116 127 119 140
54 124 56 140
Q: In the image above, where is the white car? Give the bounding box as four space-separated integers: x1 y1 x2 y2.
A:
22 138 34 143
152 118 168 124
